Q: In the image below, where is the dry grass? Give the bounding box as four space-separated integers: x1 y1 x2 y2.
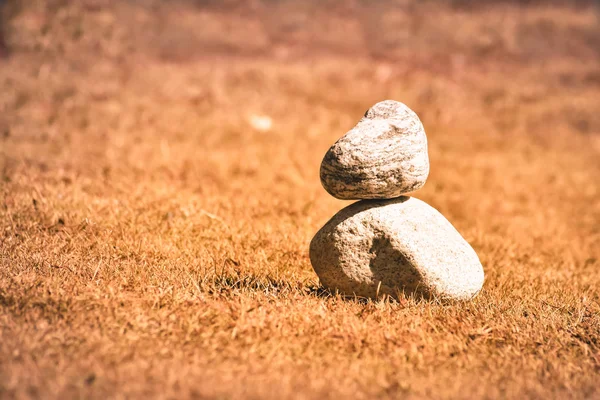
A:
1 1 600 399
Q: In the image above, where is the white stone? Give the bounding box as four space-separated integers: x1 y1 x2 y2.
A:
320 100 429 200
248 114 272 132
309 197 484 301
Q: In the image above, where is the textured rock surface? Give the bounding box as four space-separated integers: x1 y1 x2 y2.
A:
309 197 484 300
320 100 429 200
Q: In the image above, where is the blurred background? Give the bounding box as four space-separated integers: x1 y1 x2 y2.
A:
1 0 599 140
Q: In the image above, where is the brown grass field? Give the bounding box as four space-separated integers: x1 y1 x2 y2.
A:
1 0 600 398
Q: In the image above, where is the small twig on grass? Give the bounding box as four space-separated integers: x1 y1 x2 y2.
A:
186 270 202 296
541 300 572 315
375 280 382 299
91 259 102 281
199 209 230 231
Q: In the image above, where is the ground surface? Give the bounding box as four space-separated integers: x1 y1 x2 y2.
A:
1 1 600 399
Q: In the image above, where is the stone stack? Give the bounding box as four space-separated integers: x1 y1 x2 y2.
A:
310 100 484 301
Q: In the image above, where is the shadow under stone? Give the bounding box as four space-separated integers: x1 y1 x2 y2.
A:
368 233 430 300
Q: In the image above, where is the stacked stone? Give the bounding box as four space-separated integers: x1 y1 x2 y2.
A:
310 100 484 301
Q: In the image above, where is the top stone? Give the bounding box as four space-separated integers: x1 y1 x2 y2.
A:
320 100 429 200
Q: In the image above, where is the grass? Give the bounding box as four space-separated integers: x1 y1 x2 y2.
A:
1 0 600 398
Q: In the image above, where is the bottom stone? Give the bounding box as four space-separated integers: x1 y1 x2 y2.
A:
309 196 484 300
